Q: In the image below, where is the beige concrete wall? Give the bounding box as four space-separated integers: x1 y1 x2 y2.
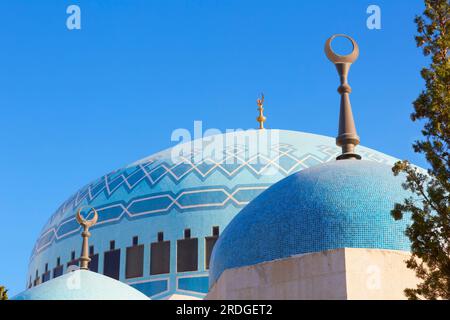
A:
207 249 348 300
344 248 418 300
206 248 418 300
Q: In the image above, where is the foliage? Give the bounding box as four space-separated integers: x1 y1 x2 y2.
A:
391 0 450 300
0 286 8 300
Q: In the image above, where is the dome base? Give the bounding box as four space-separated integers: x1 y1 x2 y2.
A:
336 153 362 160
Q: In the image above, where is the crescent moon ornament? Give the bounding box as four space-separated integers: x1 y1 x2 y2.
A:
76 206 98 228
324 34 359 64
75 206 98 270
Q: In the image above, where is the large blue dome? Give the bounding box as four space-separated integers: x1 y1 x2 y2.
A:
209 160 413 286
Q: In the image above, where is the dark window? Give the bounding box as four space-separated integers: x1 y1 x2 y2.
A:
104 248 121 280
56 257 61 266
177 236 198 272
132 236 139 246
89 247 99 273
33 270 40 286
184 229 191 239
205 227 220 270
42 264 50 283
126 244 144 279
110 240 115 250
89 254 99 273
53 265 63 279
42 269 51 283
67 251 79 268
157 232 164 242
150 239 170 275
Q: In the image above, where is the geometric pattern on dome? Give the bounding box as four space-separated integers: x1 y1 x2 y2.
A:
30 141 394 262
32 184 270 256
45 143 306 225
42 143 334 227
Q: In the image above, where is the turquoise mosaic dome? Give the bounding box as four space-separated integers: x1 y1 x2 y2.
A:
14 270 149 300
27 130 400 299
209 160 413 286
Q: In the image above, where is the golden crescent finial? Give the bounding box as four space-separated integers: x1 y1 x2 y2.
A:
256 93 264 107
256 92 266 130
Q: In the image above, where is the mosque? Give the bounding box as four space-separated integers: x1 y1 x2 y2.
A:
13 35 420 300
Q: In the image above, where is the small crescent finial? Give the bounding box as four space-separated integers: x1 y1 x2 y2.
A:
256 93 266 130
76 206 98 228
76 207 98 270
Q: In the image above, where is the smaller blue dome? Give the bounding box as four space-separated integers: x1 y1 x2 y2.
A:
209 160 413 286
13 270 149 300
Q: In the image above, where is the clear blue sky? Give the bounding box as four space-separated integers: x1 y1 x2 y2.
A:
0 0 429 295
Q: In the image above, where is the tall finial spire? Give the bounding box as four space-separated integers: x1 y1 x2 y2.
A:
256 93 266 130
325 34 361 160
76 207 98 270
